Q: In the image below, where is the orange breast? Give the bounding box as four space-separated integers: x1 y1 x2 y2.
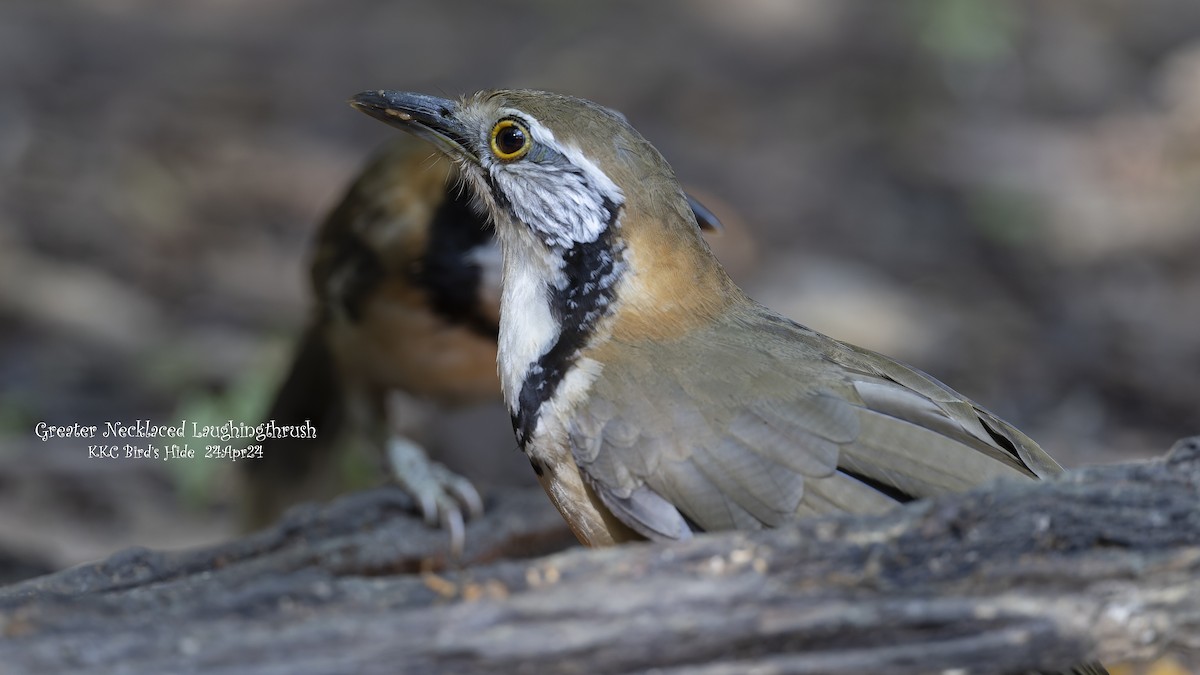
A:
328 279 500 405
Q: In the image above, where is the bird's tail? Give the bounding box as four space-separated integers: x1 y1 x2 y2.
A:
239 324 345 530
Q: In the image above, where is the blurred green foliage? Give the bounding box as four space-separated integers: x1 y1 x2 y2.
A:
969 188 1045 247
167 346 285 510
909 0 1019 64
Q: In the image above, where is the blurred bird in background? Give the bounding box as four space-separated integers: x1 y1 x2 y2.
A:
241 138 499 542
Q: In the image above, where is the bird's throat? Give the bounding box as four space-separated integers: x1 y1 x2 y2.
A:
497 226 625 449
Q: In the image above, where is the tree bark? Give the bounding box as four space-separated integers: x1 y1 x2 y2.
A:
1 438 1197 675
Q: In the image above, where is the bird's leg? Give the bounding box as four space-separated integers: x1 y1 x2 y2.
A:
381 390 484 556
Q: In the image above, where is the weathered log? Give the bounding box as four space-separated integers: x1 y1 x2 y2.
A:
1 439 1197 674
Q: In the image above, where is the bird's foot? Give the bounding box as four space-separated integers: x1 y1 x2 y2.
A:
386 437 484 557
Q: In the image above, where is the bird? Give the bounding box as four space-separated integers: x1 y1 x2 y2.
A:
240 136 496 540
241 132 727 548
349 89 1108 675
346 88 1077 545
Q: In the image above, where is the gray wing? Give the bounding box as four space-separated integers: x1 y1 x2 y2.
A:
570 304 1061 541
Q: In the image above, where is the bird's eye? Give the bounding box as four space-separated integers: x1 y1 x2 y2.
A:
490 119 531 161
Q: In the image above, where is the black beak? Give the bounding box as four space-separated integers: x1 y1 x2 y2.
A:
349 90 478 163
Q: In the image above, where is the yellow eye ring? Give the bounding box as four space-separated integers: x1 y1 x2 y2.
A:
490 119 531 161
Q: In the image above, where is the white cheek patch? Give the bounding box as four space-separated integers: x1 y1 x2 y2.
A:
486 113 625 248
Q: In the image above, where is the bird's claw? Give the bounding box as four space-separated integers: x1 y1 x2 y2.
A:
386 437 484 557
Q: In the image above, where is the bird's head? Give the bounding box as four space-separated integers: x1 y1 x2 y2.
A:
351 90 688 245
350 89 738 342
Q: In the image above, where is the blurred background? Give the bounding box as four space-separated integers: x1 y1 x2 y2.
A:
1 0 1198 584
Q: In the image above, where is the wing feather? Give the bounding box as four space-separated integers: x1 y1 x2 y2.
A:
569 303 1058 540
